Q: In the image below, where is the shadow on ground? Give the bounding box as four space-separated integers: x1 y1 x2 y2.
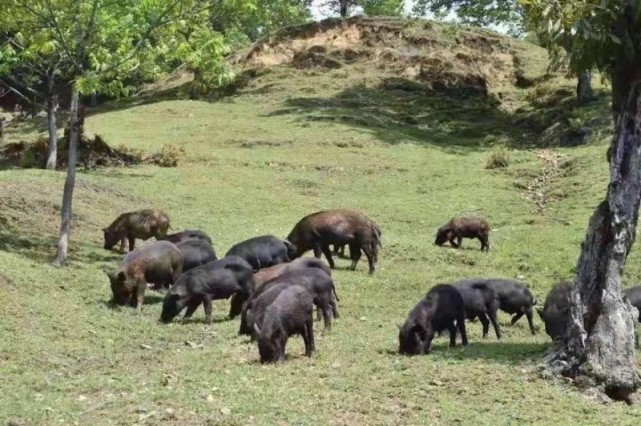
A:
0 230 119 265
265 78 612 152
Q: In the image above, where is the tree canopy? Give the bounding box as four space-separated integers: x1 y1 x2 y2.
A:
412 0 525 35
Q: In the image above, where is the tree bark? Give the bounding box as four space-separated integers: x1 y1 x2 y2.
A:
576 70 596 104
45 75 58 170
547 76 641 402
54 83 80 266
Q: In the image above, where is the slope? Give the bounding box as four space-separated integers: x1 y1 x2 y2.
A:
1 17 638 425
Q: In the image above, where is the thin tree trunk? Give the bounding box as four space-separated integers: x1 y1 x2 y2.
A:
45 75 58 170
54 83 80 266
340 0 348 17
547 77 641 402
576 70 596 104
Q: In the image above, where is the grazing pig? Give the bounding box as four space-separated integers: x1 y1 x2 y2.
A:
453 279 501 339
106 241 183 311
225 235 296 271
103 209 170 253
228 257 332 319
482 278 537 334
240 267 338 336
286 209 382 274
252 286 315 363
434 216 490 251
159 257 254 324
624 286 641 323
398 284 468 355
175 239 217 272
537 281 571 340
160 229 212 245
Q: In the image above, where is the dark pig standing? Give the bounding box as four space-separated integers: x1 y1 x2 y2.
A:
252 286 316 363
160 256 254 324
286 209 382 274
175 239 217 272
481 278 538 334
537 281 571 340
453 279 502 339
398 284 468 355
225 235 296 271
103 209 171 253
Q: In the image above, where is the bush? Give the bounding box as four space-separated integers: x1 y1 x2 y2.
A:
486 148 510 169
151 144 186 167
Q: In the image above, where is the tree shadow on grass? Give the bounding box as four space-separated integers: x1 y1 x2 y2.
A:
382 341 548 365
446 341 548 365
266 78 612 152
266 79 528 153
0 230 119 265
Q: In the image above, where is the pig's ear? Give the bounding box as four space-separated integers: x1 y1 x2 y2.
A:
253 323 262 337
117 272 126 283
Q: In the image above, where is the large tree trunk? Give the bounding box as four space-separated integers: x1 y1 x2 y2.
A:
45 75 58 170
54 84 80 266
577 70 596 104
547 74 641 402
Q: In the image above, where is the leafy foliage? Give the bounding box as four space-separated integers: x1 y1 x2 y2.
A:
412 0 525 36
360 0 405 16
519 0 641 78
320 0 404 17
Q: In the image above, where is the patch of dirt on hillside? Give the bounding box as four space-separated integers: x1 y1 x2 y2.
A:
522 150 573 213
244 17 525 95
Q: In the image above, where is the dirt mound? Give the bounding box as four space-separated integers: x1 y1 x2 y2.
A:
0 135 144 169
243 17 526 96
0 135 185 170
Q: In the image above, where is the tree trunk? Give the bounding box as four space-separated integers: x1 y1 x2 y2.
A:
547 76 641 402
340 0 348 17
577 70 596 104
45 78 59 170
54 84 80 266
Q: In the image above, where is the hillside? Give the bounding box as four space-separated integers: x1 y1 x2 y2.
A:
1 17 638 424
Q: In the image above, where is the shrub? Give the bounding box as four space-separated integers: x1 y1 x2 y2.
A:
151 144 186 167
486 148 510 169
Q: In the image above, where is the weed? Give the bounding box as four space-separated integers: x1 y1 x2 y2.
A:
486 148 511 169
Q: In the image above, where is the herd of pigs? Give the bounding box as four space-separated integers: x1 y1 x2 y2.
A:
102 208 641 362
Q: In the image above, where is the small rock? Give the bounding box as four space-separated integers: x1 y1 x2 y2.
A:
140 344 153 350
359 317 367 321
164 408 176 419
76 395 87 402
206 394 214 403
220 407 231 416
429 379 443 386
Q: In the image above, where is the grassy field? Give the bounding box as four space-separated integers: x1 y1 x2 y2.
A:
2 18 641 425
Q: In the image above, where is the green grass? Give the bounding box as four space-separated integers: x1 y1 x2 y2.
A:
2 19 641 425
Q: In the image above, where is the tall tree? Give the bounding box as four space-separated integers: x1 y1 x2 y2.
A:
0 38 64 169
522 0 641 401
1 0 240 265
412 0 596 103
